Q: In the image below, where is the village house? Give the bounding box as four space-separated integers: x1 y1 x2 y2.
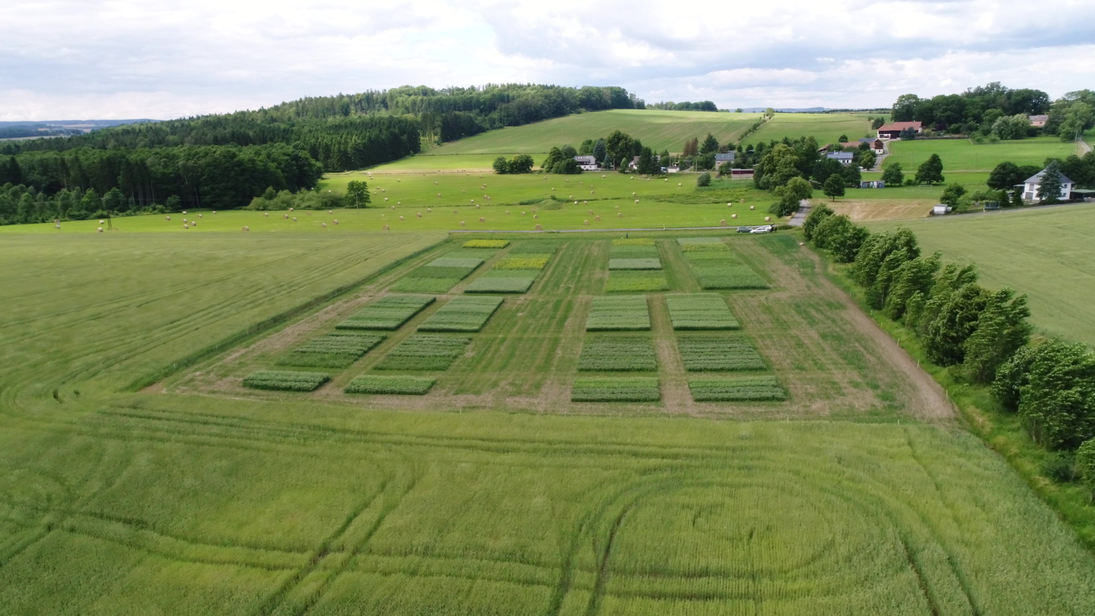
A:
715 152 736 167
1020 168 1073 201
627 155 641 171
1029 115 1048 128
877 121 923 140
826 151 854 165
858 138 885 154
573 155 599 171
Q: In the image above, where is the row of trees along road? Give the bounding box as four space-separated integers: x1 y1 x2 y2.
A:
804 205 1095 499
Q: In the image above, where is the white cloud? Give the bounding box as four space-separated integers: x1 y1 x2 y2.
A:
0 0 1092 120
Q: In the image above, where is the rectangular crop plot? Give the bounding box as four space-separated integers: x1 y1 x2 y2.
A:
688 375 787 401
609 258 662 270
462 239 509 249
587 295 650 331
390 254 484 293
612 238 655 246
677 237 729 252
605 271 668 293
424 257 484 269
418 296 504 332
345 375 436 395
610 244 660 259
572 377 661 402
494 256 550 270
677 336 767 371
665 294 740 330
510 241 560 254
278 333 385 368
243 370 330 392
375 334 472 371
692 265 768 290
464 276 535 293
388 276 463 293
336 295 435 331
578 336 657 371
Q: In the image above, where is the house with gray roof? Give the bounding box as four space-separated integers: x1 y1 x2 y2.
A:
826 151 854 165
1020 168 1073 201
715 152 736 166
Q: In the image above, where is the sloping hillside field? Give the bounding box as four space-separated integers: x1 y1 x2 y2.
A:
2 231 1095 614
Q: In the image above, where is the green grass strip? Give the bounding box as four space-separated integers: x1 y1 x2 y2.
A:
278 333 386 368
678 336 766 371
587 295 650 331
464 277 535 294
578 336 657 371
243 370 330 392
605 271 668 293
375 334 472 371
418 295 505 332
336 295 435 331
345 375 436 395
665 294 740 330
688 375 786 401
572 377 661 402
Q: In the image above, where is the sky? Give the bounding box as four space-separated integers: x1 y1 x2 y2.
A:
2 0 1094 121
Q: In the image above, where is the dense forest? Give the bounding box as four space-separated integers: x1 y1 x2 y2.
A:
0 84 641 224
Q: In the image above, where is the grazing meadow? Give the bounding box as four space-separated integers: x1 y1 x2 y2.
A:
4 222 1095 613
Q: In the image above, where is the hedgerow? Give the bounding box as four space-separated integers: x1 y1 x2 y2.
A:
666 294 740 330
345 374 436 395
336 295 435 330
587 295 651 331
678 336 766 371
375 334 472 371
242 370 330 392
605 271 668 292
578 336 657 371
462 239 510 248
418 296 504 332
278 333 386 368
688 376 786 401
571 377 661 402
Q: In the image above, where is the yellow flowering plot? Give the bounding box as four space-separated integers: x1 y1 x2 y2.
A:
462 239 510 248
611 237 655 246
493 256 550 270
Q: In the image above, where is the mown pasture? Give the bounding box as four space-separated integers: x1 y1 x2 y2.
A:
4 228 1095 613
747 111 878 146
868 202 1095 347
882 136 1083 172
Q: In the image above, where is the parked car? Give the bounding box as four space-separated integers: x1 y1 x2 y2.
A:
750 225 776 234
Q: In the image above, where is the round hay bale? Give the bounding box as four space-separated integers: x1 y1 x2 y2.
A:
533 214 539 219
243 226 249 231
632 192 636 196
383 224 389 230
284 214 289 219
479 217 485 222
264 212 268 217
601 175 605 178
166 216 171 221
522 211 526 215
97 227 103 233
459 220 465 226
617 212 622 217
720 219 727 226
99 219 104 224
535 223 542 230
322 222 327 228
417 212 422 218
183 224 188 229
728 202 733 207
399 215 404 220
615 205 619 209
384 197 389 201
437 193 441 197
595 215 600 221
731 214 738 219
765 216 771 222
397 201 401 205
333 220 338 225
292 217 297 221
505 210 509 214
198 214 202 218
583 219 589 225
750 205 755 210
289 208 294 212
588 210 593 215
192 221 197 226
799 242 805 246
634 199 639 204
182 211 187 214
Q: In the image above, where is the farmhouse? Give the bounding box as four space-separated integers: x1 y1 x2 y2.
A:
859 138 886 154
715 152 736 166
1020 168 1073 201
573 155 599 171
628 155 641 171
1029 115 1048 128
877 121 923 140
826 151 854 165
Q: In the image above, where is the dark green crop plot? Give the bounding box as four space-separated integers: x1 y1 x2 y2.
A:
336 295 435 330
390 255 485 293
678 336 767 371
609 244 660 259
666 294 740 330
609 257 662 270
464 276 536 293
418 296 504 332
242 370 330 392
586 295 651 331
572 376 661 401
688 375 787 401
344 374 436 395
578 336 657 371
605 271 668 292
278 333 385 368
510 240 561 254
375 334 472 371
680 243 768 290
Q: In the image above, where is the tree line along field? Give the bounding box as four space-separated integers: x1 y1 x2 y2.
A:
867 202 1095 347
4 227 1095 613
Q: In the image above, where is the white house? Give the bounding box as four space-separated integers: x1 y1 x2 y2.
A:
574 155 599 171
932 204 951 215
1021 168 1073 201
826 151 854 165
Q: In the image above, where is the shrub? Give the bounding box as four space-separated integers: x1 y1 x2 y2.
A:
666 294 740 329
345 375 436 395
578 336 657 371
243 370 330 392
337 295 435 330
418 296 504 332
678 336 766 371
375 334 472 371
278 333 386 368
696 172 711 187
688 376 786 401
572 377 661 402
587 295 651 330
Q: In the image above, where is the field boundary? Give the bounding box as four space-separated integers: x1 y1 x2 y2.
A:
123 238 447 392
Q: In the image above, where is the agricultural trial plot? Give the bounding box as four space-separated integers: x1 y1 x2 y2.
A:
688 375 788 401
344 374 436 395
677 336 768 371
242 370 331 392
374 334 472 371
578 336 658 371
7 230 1095 613
417 295 504 332
277 332 385 368
389 254 484 293
665 293 740 329
571 376 662 401
586 295 651 331
682 243 768 289
335 294 435 330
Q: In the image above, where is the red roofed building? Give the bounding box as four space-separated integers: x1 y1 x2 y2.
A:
877 121 923 140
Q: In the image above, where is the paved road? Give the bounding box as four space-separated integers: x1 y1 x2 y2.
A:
789 200 811 226
1080 138 1092 155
